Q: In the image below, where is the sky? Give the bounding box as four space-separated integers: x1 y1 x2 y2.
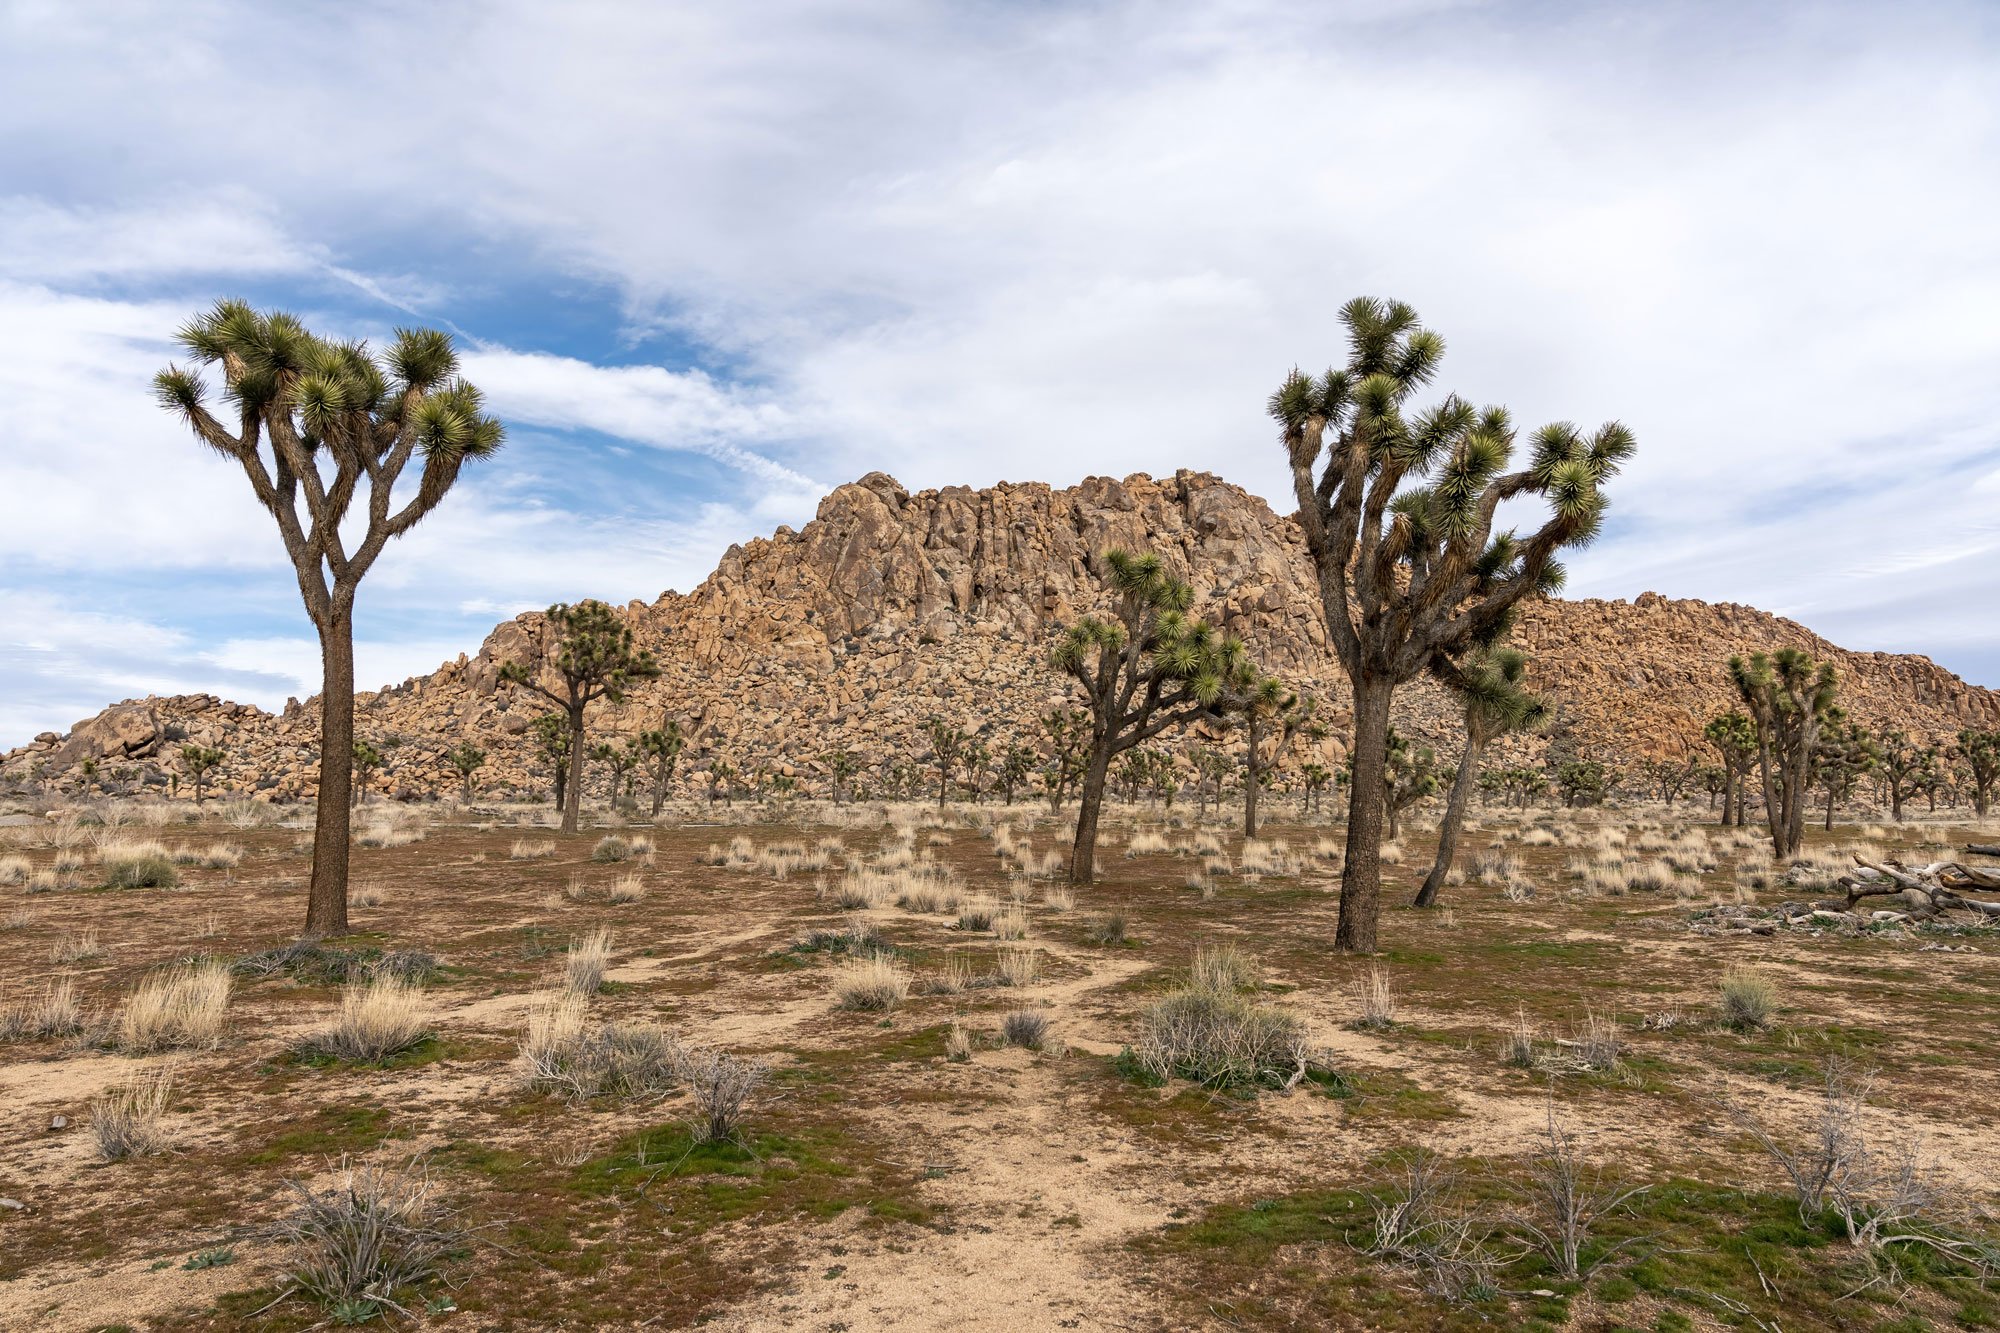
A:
1 0 1997 744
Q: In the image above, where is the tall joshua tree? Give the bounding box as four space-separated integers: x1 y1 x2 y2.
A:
1958 728 1999 818
180 744 225 805
640 721 685 816
1728 649 1837 858
501 601 660 834
1876 729 1936 824
1273 297 1633 951
531 713 573 813
820 748 857 805
1416 645 1547 908
1704 711 1759 827
1812 715 1878 831
1053 548 1245 884
156 301 502 937
922 717 968 809
1382 727 1442 841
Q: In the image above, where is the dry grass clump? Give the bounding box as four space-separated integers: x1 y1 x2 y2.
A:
1191 942 1257 993
0 977 83 1040
355 813 428 849
1002 1009 1049 1050
172 842 243 869
299 977 432 1063
1084 913 1128 946
607 875 647 904
510 838 557 860
120 960 232 1053
3 907 38 930
591 835 632 863
1502 1007 1539 1067
51 926 101 964
1041 883 1074 912
1515 826 1560 847
1378 841 1405 865
274 1158 459 1322
1353 965 1396 1029
1720 966 1778 1030
100 844 179 889
994 946 1041 987
920 950 978 995
91 1069 176 1161
518 991 683 1099
1312 837 1342 861
1125 830 1172 857
945 1022 973 1062
1473 849 1523 886
991 903 1030 940
0 854 33 885
348 881 386 908
562 927 615 994
956 897 998 932
1131 948 1308 1089
833 954 910 1010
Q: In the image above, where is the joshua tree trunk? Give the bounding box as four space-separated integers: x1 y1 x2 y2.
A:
1243 711 1263 839
1069 739 1114 886
1416 730 1482 908
563 705 587 834
1824 783 1837 832
1335 675 1393 953
305 614 355 938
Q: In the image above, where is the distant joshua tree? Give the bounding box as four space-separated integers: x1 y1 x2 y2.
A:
531 713 573 814
1271 296 1633 951
445 741 486 802
501 600 661 834
1729 649 1838 857
1052 548 1245 884
639 721 685 815
351 740 383 808
156 302 502 936
1554 758 1608 808
1418 645 1547 908
1382 727 1441 842
1038 708 1091 811
921 717 969 808
997 744 1036 805
1703 710 1759 828
590 739 642 808
1959 728 1999 817
1812 716 1879 831
1236 678 1306 839
707 759 738 808
180 744 225 805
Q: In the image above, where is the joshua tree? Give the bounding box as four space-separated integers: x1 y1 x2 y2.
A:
921 717 968 808
1300 764 1331 814
1417 646 1547 908
1236 678 1306 839
639 721 685 815
1036 708 1090 811
1697 763 1729 813
997 744 1036 805
1959 728 1999 817
1554 758 1608 808
351 740 383 807
963 738 992 803
591 739 642 808
445 741 486 803
1189 743 1233 817
1876 729 1933 823
180 744 225 805
531 713 573 813
820 748 858 805
1729 649 1838 858
1642 757 1699 805
707 759 738 808
156 302 502 936
1704 710 1759 828
1272 297 1633 950
501 600 661 834
1812 716 1878 831
1499 765 1548 809
1382 728 1441 842
1052 548 1246 883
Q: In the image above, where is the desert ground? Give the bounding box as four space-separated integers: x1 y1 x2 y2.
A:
2 796 1997 1332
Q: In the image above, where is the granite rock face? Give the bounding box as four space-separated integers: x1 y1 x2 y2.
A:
7 472 1995 803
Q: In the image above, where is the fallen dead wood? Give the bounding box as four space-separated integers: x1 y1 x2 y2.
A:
1965 843 2000 858
1840 855 2000 918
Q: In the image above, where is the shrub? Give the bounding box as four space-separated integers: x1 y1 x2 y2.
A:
91 1070 176 1160
1513 1103 1648 1280
1720 966 1777 1030
1083 914 1127 946
0 977 82 1040
1133 982 1307 1089
299 977 432 1064
681 1047 769 1144
1001 1009 1048 1050
274 1159 459 1321
564 927 614 995
591 836 631 864
1365 1149 1492 1301
518 991 683 1099
103 851 178 889
120 961 231 1053
833 955 909 1011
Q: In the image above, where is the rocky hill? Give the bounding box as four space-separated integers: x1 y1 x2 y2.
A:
7 470 1997 804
